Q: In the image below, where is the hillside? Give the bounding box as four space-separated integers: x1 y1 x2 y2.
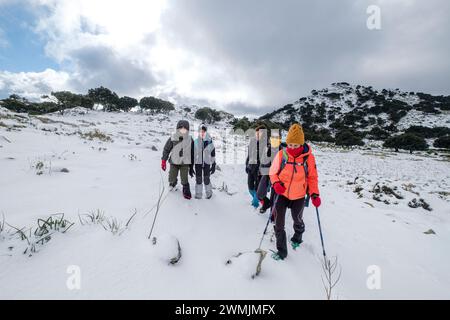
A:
258 83 450 147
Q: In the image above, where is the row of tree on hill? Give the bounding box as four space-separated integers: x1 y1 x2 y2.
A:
0 87 228 124
0 87 175 115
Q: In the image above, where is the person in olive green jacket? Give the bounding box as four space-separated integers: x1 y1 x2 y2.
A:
161 120 195 199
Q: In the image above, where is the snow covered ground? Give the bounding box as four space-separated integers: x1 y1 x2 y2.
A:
1 107 449 299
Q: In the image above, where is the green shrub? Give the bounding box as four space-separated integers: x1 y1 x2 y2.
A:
335 129 364 146
433 136 450 149
384 133 428 152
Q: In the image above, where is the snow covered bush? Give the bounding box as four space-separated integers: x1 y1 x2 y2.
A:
80 129 113 142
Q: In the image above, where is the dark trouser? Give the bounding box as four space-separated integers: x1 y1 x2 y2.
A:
168 164 189 186
195 164 211 185
273 196 306 259
247 165 260 191
256 175 272 211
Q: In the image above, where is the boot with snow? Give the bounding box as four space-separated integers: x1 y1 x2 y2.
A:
169 182 178 191
259 197 271 213
291 239 303 250
249 190 259 208
182 184 192 200
195 184 203 199
271 250 285 261
205 183 213 199
274 228 288 259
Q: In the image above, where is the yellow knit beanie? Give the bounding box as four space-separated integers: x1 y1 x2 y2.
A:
286 124 305 145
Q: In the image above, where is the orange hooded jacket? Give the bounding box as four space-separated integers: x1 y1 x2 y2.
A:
269 144 319 200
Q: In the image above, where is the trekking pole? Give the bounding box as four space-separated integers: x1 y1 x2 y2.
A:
257 194 279 250
315 207 328 263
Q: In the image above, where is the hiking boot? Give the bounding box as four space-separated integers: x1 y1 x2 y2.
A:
182 184 192 200
291 240 303 250
205 183 213 199
271 251 286 261
195 184 203 199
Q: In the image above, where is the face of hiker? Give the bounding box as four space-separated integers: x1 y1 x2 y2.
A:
287 143 301 149
200 130 206 139
270 136 281 148
178 127 188 135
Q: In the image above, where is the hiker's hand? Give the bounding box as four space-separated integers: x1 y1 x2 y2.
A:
210 163 216 175
189 166 195 178
161 160 167 171
311 194 321 208
245 165 250 174
273 182 286 195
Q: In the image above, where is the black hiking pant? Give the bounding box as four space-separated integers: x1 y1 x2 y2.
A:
247 165 261 191
273 195 306 259
195 164 211 185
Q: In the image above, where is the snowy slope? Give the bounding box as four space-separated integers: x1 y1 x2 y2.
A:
261 83 450 135
1 107 449 299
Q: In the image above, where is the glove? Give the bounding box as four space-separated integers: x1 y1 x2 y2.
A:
189 166 195 178
161 160 167 171
210 163 216 175
311 194 321 208
245 166 250 174
273 182 286 195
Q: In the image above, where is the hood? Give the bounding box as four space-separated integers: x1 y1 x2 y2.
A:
176 120 190 131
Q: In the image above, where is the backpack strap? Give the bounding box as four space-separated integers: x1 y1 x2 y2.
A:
277 148 309 178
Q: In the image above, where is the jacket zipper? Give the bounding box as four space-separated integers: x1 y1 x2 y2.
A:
286 155 298 199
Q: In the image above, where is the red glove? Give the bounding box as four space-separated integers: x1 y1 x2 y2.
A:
311 194 321 208
273 182 286 195
161 160 167 171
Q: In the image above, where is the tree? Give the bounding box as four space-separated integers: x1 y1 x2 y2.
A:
433 136 450 149
139 96 174 113
194 107 221 123
367 127 390 140
51 91 94 114
384 133 428 153
88 87 120 111
118 96 138 112
335 129 364 147
232 117 251 132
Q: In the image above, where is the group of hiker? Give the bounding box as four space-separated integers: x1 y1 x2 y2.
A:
161 120 321 260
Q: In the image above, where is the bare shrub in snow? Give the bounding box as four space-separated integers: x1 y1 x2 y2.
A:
321 256 342 300
7 213 74 255
80 209 137 236
218 182 237 196
79 209 106 225
80 129 113 142
29 158 52 175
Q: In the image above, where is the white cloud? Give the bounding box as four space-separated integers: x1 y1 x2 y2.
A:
0 0 449 113
0 69 70 100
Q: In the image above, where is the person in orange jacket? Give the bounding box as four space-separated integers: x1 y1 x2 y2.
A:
269 123 321 260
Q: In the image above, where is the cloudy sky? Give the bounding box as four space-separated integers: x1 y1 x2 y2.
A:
0 0 449 115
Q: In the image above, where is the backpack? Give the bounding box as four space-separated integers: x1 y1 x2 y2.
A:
277 148 311 206
277 149 309 177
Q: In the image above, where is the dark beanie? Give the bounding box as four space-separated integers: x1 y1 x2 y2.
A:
176 120 190 130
